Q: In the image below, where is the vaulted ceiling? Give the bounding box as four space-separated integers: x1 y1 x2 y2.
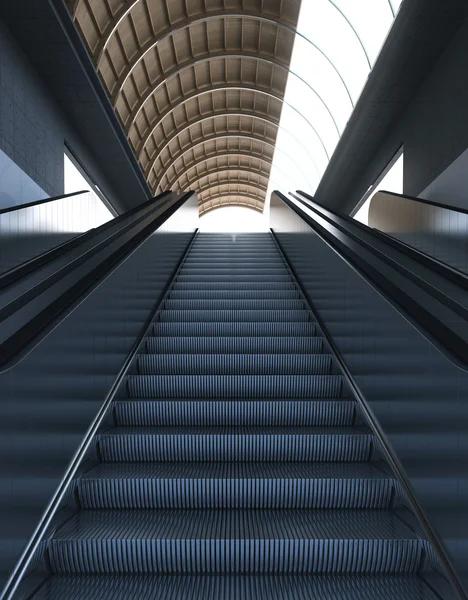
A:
66 0 301 215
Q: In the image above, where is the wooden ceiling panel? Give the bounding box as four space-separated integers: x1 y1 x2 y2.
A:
69 0 301 213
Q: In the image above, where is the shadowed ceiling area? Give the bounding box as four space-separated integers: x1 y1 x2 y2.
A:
66 0 401 215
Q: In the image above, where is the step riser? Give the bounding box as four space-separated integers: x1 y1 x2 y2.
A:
77 478 394 509
114 401 355 427
47 540 423 574
152 323 318 337
168 291 301 299
136 355 333 376
29 574 450 599
163 300 306 310
172 282 296 290
98 435 371 462
158 310 311 323
126 376 343 399
176 276 292 282
145 337 323 355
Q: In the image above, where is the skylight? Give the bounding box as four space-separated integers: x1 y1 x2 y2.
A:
267 0 404 202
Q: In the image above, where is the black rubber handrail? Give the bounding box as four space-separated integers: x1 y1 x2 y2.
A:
270 227 467 600
296 190 468 290
0 192 194 370
0 192 171 291
276 191 468 371
0 190 88 216
359 188 468 216
0 227 199 600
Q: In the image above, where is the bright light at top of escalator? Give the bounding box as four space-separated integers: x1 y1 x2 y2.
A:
268 0 404 198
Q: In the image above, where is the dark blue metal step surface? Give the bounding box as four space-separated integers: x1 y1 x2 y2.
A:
48 508 426 574
136 353 334 375
29 574 445 600
23 232 445 598
144 336 323 354
114 399 355 426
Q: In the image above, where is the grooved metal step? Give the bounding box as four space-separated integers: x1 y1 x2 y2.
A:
176 275 293 282
168 290 301 299
172 282 296 290
47 509 425 574
77 462 395 509
97 427 371 462
158 310 311 322
114 399 355 427
163 299 306 310
144 336 323 354
29 574 445 600
126 374 343 398
152 322 318 337
136 354 333 375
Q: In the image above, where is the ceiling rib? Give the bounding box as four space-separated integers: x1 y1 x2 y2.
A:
146 113 321 185
154 135 311 193
138 86 330 165
163 153 274 189
128 55 341 137
162 154 297 196
109 15 353 108
69 0 303 213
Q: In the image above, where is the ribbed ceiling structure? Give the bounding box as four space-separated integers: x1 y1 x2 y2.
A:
67 0 401 215
67 0 301 215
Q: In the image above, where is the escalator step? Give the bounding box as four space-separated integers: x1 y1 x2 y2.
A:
151 322 318 337
126 374 343 398
47 509 424 574
29 574 445 600
168 290 301 299
144 336 323 354
158 310 311 322
114 399 355 427
97 427 370 462
77 462 395 509
176 275 292 282
172 282 296 290
163 299 305 310
136 354 333 375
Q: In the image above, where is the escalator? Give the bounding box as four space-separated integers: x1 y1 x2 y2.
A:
16 232 448 599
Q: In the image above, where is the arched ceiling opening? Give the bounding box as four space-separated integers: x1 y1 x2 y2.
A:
68 0 403 215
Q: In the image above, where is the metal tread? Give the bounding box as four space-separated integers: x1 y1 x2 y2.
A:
29 574 445 599
76 462 395 509
168 290 301 299
136 354 333 375
114 399 355 427
151 322 318 337
172 282 297 290
126 374 343 398
144 336 323 354
97 426 372 462
158 310 311 322
52 508 419 540
46 509 426 574
163 299 306 310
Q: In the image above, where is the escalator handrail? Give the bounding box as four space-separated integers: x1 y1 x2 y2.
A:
295 190 468 291
275 191 468 371
270 227 468 600
0 192 194 371
365 188 468 216
0 190 88 216
0 192 171 291
0 227 199 600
